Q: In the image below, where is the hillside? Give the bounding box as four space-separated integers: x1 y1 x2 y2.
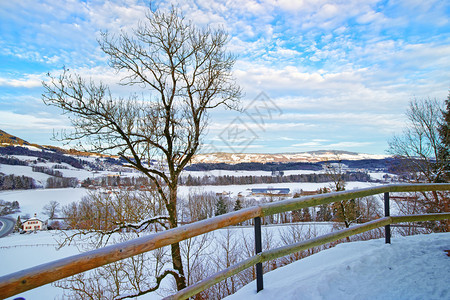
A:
191 151 389 164
0 129 31 146
1 129 390 165
0 129 109 157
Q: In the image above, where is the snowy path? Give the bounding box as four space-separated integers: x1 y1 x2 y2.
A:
225 233 450 300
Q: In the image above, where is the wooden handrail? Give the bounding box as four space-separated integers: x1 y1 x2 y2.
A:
261 183 450 216
166 212 450 300
0 183 449 298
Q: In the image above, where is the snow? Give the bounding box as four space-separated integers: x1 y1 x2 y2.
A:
0 231 84 300
225 232 450 300
1 230 448 299
0 164 51 187
178 181 380 198
0 188 90 219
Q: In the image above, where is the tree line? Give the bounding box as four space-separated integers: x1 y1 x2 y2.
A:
180 171 372 186
186 158 395 172
0 173 35 190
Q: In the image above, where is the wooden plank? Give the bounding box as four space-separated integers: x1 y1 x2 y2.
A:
164 255 262 300
391 212 450 224
261 218 391 262
0 206 261 299
387 183 450 193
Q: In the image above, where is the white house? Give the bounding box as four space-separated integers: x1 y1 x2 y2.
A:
22 214 44 232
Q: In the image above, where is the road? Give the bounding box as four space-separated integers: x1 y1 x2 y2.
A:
0 216 15 238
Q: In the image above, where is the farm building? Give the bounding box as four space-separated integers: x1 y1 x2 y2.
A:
251 188 290 196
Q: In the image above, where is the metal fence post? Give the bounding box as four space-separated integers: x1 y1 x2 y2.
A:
384 192 391 244
254 216 263 292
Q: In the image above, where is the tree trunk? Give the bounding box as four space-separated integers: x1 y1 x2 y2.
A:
168 186 186 291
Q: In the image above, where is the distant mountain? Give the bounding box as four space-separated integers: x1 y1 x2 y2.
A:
190 151 389 164
0 129 31 146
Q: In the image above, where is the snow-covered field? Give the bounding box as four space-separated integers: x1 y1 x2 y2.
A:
0 188 90 219
178 181 379 198
226 232 450 300
0 180 380 221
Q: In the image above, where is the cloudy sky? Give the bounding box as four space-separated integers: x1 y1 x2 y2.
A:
0 0 449 155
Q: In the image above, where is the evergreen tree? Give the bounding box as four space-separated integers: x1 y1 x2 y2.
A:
215 197 228 216
316 204 332 221
14 216 22 232
233 199 242 211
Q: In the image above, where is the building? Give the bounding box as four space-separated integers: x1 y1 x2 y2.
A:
22 214 44 232
251 188 290 196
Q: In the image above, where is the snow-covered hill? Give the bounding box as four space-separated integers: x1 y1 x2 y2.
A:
191 151 389 164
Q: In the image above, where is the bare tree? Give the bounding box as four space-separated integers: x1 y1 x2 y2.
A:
388 97 449 231
324 158 355 232
43 6 241 292
388 98 445 182
42 200 60 219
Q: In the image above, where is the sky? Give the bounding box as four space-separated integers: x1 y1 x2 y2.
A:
0 0 449 155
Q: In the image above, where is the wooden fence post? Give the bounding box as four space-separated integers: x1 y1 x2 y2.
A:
384 192 391 244
254 217 263 292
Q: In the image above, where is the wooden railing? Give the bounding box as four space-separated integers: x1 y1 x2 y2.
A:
0 183 449 299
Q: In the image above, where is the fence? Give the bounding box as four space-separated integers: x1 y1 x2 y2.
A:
0 183 449 299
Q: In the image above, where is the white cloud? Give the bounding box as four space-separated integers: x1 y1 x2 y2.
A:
325 141 375 148
0 111 69 130
356 10 385 24
292 141 323 147
0 74 45 88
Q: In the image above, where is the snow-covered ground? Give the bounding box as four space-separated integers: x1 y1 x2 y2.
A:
1 230 448 299
226 232 450 300
0 230 87 300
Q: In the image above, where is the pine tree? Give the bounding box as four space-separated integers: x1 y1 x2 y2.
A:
233 199 242 211
215 197 228 216
14 216 22 232
316 204 332 221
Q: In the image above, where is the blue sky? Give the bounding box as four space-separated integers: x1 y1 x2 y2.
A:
0 0 449 155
